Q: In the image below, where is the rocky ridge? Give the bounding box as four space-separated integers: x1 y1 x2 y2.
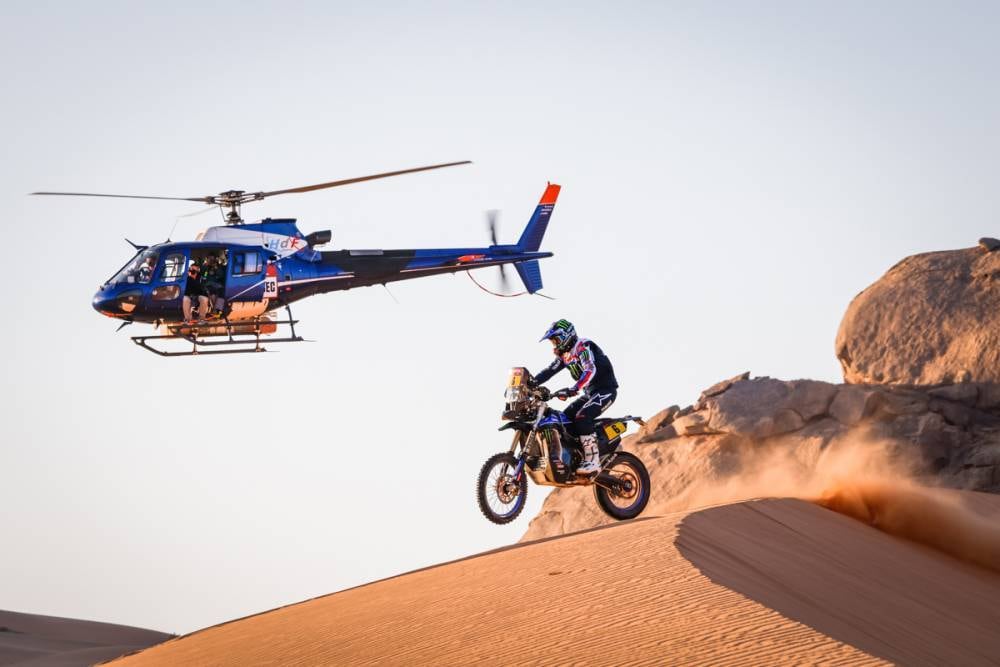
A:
523 239 1000 541
522 373 1000 541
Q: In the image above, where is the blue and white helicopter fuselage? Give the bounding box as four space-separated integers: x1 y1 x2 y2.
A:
91 184 560 355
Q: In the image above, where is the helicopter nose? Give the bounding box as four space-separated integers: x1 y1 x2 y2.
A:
93 288 142 317
92 291 120 316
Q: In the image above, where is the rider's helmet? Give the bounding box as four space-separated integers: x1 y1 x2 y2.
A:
541 319 578 355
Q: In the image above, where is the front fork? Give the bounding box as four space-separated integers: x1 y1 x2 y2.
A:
508 403 549 482
508 430 527 481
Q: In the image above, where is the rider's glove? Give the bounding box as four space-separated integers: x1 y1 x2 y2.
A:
554 387 578 401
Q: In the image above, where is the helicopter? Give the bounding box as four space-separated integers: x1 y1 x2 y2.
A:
33 162 561 356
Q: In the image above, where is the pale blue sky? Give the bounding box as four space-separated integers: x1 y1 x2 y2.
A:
2 1 998 633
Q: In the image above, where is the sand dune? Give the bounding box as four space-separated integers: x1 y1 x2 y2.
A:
107 494 1000 666
679 498 1000 665
0 609 171 666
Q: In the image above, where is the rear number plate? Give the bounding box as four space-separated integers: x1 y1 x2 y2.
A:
604 421 627 439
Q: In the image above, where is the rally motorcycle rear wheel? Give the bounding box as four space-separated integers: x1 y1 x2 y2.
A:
477 452 528 525
594 451 650 520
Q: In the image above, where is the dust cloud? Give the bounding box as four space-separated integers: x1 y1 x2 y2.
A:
660 433 1000 572
818 481 1000 572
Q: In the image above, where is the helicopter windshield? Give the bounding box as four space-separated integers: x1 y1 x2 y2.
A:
108 249 160 286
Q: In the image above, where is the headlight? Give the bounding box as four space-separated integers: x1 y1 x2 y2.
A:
117 289 142 313
504 386 524 402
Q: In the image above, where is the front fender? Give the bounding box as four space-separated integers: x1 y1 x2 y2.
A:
498 421 533 433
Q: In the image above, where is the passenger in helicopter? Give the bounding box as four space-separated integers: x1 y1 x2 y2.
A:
202 253 226 317
182 262 210 323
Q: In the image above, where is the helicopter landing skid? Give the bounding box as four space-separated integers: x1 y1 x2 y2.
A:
130 305 306 357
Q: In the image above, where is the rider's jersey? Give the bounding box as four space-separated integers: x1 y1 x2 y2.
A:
534 338 619 395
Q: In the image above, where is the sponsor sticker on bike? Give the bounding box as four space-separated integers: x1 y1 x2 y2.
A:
604 421 627 439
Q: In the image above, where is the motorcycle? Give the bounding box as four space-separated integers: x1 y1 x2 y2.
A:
476 367 651 525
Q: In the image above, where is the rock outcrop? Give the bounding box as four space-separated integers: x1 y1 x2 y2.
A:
523 240 1000 541
522 373 1000 542
836 243 1000 385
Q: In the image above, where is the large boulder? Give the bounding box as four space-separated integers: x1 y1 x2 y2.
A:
836 245 1000 386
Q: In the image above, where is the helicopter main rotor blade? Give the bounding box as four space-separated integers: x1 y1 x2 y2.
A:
30 191 213 203
487 210 499 245
31 160 472 215
498 263 510 291
258 160 472 198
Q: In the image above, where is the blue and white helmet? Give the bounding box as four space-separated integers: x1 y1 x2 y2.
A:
540 319 577 354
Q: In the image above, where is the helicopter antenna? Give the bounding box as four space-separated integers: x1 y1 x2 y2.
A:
382 283 400 304
30 161 472 226
167 205 216 240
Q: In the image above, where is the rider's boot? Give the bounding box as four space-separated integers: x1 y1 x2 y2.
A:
576 433 601 476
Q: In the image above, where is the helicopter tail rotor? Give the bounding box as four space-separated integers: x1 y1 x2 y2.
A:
486 210 512 292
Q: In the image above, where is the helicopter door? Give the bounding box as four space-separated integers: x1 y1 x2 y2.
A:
226 250 267 318
144 250 188 317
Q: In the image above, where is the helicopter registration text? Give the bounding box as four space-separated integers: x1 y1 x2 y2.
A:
263 264 278 299
264 277 278 298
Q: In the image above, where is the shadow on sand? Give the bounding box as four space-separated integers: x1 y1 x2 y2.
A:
676 498 1000 666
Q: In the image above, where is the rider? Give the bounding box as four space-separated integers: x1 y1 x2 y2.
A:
534 319 619 476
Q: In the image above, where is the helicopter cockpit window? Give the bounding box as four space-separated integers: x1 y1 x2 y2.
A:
232 251 262 276
109 249 159 285
160 254 186 282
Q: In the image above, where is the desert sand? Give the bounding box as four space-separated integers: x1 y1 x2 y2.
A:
107 490 1000 666
0 609 171 666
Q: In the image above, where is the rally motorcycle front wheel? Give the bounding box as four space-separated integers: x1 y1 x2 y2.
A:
594 451 650 521
477 452 528 525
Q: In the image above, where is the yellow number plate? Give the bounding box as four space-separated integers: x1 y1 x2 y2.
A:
604 421 627 439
